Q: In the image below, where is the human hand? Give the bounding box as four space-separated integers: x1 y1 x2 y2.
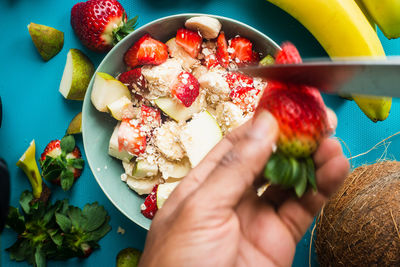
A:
139 110 349 267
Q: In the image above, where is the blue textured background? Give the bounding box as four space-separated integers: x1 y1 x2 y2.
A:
1 0 400 266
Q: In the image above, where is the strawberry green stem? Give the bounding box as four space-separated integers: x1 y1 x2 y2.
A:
263 152 317 197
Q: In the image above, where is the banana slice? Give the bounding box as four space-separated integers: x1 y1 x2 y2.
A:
154 121 185 160
126 175 160 195
185 16 222 40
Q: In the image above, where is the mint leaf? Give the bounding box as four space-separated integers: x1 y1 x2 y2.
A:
34 246 46 267
55 212 72 233
6 206 25 233
19 190 33 214
81 202 107 232
67 158 84 169
60 170 74 191
60 135 75 154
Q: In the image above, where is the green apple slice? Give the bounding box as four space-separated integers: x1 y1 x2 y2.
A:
155 97 203 122
59 49 94 100
159 157 191 179
16 140 42 198
28 22 64 61
132 159 158 178
156 181 180 209
66 112 82 134
108 123 134 162
180 111 222 167
91 72 131 112
106 96 132 120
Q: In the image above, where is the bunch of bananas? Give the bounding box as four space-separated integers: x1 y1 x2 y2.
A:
267 0 400 122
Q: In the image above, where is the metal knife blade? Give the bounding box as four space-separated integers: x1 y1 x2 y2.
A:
238 60 400 98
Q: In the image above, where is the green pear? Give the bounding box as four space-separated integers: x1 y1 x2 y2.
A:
107 96 133 120
180 111 222 167
67 112 82 134
28 22 64 61
116 248 142 267
91 72 131 112
156 181 180 209
16 140 42 198
154 97 203 122
59 49 95 100
259 55 275 65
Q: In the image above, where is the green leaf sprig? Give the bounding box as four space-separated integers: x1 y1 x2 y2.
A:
6 191 111 267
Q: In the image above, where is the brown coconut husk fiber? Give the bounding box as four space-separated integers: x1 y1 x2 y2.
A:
315 161 400 266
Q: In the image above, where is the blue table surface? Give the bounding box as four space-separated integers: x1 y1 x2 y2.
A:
1 0 400 266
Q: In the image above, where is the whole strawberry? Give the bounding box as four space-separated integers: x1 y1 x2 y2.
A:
258 43 330 197
39 135 84 191
71 0 138 52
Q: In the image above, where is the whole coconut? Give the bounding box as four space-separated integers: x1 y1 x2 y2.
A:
315 161 400 266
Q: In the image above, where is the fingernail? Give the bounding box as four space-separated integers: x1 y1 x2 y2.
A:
251 110 276 139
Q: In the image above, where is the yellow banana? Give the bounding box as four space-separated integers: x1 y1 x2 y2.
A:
360 0 400 39
266 0 392 122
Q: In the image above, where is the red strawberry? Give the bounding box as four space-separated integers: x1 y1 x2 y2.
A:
118 119 147 156
141 185 158 219
124 34 168 68
230 86 260 112
79 243 94 258
275 42 302 64
119 68 147 91
204 53 219 69
175 28 202 58
225 72 254 90
258 85 329 158
229 36 257 65
226 72 259 112
171 71 200 107
141 105 161 127
260 43 329 197
70 0 138 52
39 135 84 190
216 32 230 68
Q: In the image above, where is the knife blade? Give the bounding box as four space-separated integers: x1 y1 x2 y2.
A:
238 59 400 98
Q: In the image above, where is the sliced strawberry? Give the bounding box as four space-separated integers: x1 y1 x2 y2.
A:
204 53 219 69
229 36 256 65
225 72 254 91
141 105 161 127
124 34 168 68
175 28 202 58
118 119 147 156
226 72 258 112
141 184 158 219
40 140 61 161
119 68 147 91
230 86 260 112
216 32 230 68
275 42 302 64
39 135 84 191
171 72 200 107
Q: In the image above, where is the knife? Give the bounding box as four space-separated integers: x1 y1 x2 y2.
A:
238 59 400 98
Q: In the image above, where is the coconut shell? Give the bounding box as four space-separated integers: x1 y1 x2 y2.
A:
315 161 400 266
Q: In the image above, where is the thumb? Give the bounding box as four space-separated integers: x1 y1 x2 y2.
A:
193 110 279 208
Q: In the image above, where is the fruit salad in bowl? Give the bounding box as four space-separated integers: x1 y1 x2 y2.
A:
82 14 279 229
